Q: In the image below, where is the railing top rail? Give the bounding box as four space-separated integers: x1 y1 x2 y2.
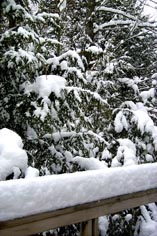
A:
0 163 157 222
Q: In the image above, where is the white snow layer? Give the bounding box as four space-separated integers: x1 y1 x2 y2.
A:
140 88 155 104
118 77 139 94
114 111 129 133
73 156 107 170
132 110 154 135
114 103 157 147
47 50 85 71
86 45 103 54
112 139 137 167
139 205 157 236
0 163 157 221
0 128 28 181
95 20 157 33
25 167 39 178
25 75 66 98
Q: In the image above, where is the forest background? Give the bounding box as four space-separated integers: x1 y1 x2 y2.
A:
0 0 157 235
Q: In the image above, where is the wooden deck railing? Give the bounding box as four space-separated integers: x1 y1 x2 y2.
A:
0 188 157 236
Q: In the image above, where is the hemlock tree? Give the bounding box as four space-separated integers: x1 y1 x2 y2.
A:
0 0 60 134
0 0 109 177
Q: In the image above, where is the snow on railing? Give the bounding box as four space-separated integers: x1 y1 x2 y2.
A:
0 163 157 236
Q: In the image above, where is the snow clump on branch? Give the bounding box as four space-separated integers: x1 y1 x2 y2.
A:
0 128 28 180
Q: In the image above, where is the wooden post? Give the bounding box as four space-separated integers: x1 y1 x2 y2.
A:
92 218 98 236
80 218 98 236
80 220 92 236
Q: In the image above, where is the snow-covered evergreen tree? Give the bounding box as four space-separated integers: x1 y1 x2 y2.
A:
0 0 59 133
56 1 157 235
0 0 64 174
85 1 157 235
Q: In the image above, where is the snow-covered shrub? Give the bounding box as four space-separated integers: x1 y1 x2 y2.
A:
0 128 39 180
0 128 28 180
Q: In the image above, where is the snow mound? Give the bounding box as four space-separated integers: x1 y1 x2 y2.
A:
140 88 155 104
132 110 154 135
112 139 137 166
118 77 138 94
86 46 103 54
114 111 129 133
0 128 28 181
25 167 39 178
139 205 157 236
25 75 66 98
73 156 107 170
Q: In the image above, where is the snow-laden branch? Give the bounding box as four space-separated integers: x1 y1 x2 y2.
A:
66 86 108 106
94 20 157 32
58 50 85 71
43 131 77 142
43 130 108 144
96 6 138 21
148 0 157 4
47 50 85 71
43 130 109 147
87 130 109 146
